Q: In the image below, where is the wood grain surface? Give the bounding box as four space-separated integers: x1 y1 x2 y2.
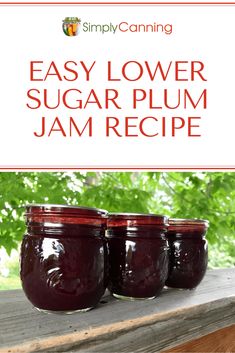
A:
163 324 235 352
0 269 235 353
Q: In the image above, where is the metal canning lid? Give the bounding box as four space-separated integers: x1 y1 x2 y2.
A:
169 218 209 228
108 213 168 227
63 17 81 23
25 204 108 218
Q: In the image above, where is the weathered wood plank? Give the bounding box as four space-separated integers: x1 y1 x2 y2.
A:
0 269 234 353
76 298 235 353
163 324 235 353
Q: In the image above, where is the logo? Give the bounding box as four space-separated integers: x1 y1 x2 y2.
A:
62 17 81 36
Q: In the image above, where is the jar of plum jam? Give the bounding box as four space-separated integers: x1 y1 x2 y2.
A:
106 213 169 300
20 204 108 313
165 218 209 289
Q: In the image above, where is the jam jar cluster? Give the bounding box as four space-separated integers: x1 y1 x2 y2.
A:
20 204 209 313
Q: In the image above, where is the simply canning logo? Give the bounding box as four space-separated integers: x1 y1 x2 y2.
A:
62 17 81 36
62 17 173 36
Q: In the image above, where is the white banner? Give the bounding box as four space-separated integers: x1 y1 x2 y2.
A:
0 5 234 167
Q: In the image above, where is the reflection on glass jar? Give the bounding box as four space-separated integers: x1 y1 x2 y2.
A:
20 204 108 313
165 218 209 289
106 213 169 300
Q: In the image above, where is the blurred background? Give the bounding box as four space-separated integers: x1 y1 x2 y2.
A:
0 171 235 290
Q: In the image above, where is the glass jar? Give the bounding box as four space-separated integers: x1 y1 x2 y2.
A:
106 213 169 300
165 218 209 289
20 204 108 313
62 17 81 36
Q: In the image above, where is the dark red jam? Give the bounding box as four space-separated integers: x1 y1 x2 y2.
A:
20 204 108 313
165 218 209 289
106 214 169 300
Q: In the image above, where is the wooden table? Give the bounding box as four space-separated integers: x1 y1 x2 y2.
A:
0 269 235 353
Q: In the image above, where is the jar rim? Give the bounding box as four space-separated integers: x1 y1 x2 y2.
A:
25 204 108 218
108 213 168 227
109 212 167 218
169 218 209 227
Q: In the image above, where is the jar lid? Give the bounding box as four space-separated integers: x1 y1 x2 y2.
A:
63 17 81 23
25 204 108 218
169 218 209 228
108 213 168 227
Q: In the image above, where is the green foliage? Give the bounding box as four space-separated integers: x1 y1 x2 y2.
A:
0 276 21 290
0 172 235 267
0 252 21 290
